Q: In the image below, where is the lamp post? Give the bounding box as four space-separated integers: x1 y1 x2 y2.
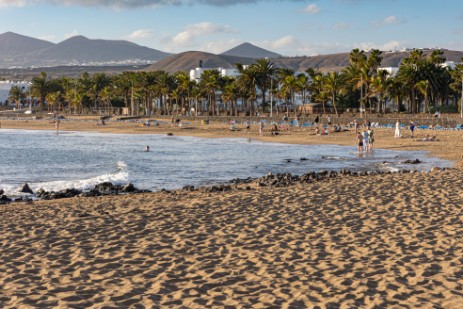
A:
270 77 273 117
461 75 463 119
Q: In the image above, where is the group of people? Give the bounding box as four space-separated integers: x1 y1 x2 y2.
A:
356 127 374 152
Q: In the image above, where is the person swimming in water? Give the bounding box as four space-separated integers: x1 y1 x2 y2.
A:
145 146 150 152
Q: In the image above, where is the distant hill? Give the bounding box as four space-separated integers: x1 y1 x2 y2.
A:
145 51 256 73
144 49 463 74
0 32 54 56
220 42 281 59
17 36 172 67
273 49 463 72
0 32 172 68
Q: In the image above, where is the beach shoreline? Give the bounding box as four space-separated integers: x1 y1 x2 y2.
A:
1 117 463 307
1 117 461 165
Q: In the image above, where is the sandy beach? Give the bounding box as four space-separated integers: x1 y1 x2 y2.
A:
1 117 463 308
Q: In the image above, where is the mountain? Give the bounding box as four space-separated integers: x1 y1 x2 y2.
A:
272 49 463 72
17 35 172 67
145 51 256 73
221 42 281 59
144 49 463 75
0 32 54 56
0 32 172 68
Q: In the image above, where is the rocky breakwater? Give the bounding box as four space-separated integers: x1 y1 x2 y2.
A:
230 166 448 188
0 182 151 204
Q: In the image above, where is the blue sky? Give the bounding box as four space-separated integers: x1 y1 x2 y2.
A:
0 0 462 56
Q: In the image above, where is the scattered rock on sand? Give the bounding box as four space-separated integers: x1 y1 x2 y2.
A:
18 183 33 194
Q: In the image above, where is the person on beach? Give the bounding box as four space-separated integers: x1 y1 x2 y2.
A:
55 119 60 133
245 121 250 133
409 121 415 138
145 146 150 152
395 120 401 138
368 127 374 150
314 115 320 128
354 119 359 133
270 124 279 136
362 129 369 152
357 131 364 152
229 121 237 131
420 134 439 141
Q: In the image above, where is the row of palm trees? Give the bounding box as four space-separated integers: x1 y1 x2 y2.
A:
8 49 463 117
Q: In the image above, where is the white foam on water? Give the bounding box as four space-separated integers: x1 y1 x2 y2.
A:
2 161 129 197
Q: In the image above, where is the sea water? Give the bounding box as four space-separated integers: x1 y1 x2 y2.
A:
0 129 452 197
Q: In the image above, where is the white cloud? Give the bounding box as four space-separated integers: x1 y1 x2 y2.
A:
303 3 320 15
128 29 154 40
166 22 236 49
37 34 57 42
0 0 28 7
201 39 241 54
353 40 404 52
64 30 79 39
0 0 305 8
372 15 404 27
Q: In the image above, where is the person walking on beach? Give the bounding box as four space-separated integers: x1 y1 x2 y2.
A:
368 127 374 150
362 129 369 152
409 121 415 138
259 121 264 136
395 120 401 138
357 131 364 153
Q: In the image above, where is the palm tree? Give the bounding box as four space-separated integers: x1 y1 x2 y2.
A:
221 76 240 116
45 91 60 112
370 70 392 113
9 85 26 109
279 74 299 115
307 68 326 114
174 71 192 115
415 80 430 113
371 70 391 114
249 58 276 112
323 71 344 116
200 69 221 115
397 49 426 113
235 63 257 115
30 72 51 111
154 71 175 115
89 73 112 113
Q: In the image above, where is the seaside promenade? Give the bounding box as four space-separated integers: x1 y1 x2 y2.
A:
1 116 463 307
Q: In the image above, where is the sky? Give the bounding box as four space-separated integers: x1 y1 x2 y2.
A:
0 0 462 57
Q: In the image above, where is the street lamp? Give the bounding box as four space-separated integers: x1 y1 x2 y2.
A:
270 77 273 117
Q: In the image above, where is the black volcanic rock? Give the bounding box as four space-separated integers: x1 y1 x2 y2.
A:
18 183 33 194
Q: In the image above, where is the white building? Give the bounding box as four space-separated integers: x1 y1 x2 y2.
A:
378 67 399 77
189 61 247 82
0 80 31 105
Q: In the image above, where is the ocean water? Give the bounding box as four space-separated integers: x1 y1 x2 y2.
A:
0 129 452 197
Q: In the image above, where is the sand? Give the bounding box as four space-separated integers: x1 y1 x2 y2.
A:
1 117 463 308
